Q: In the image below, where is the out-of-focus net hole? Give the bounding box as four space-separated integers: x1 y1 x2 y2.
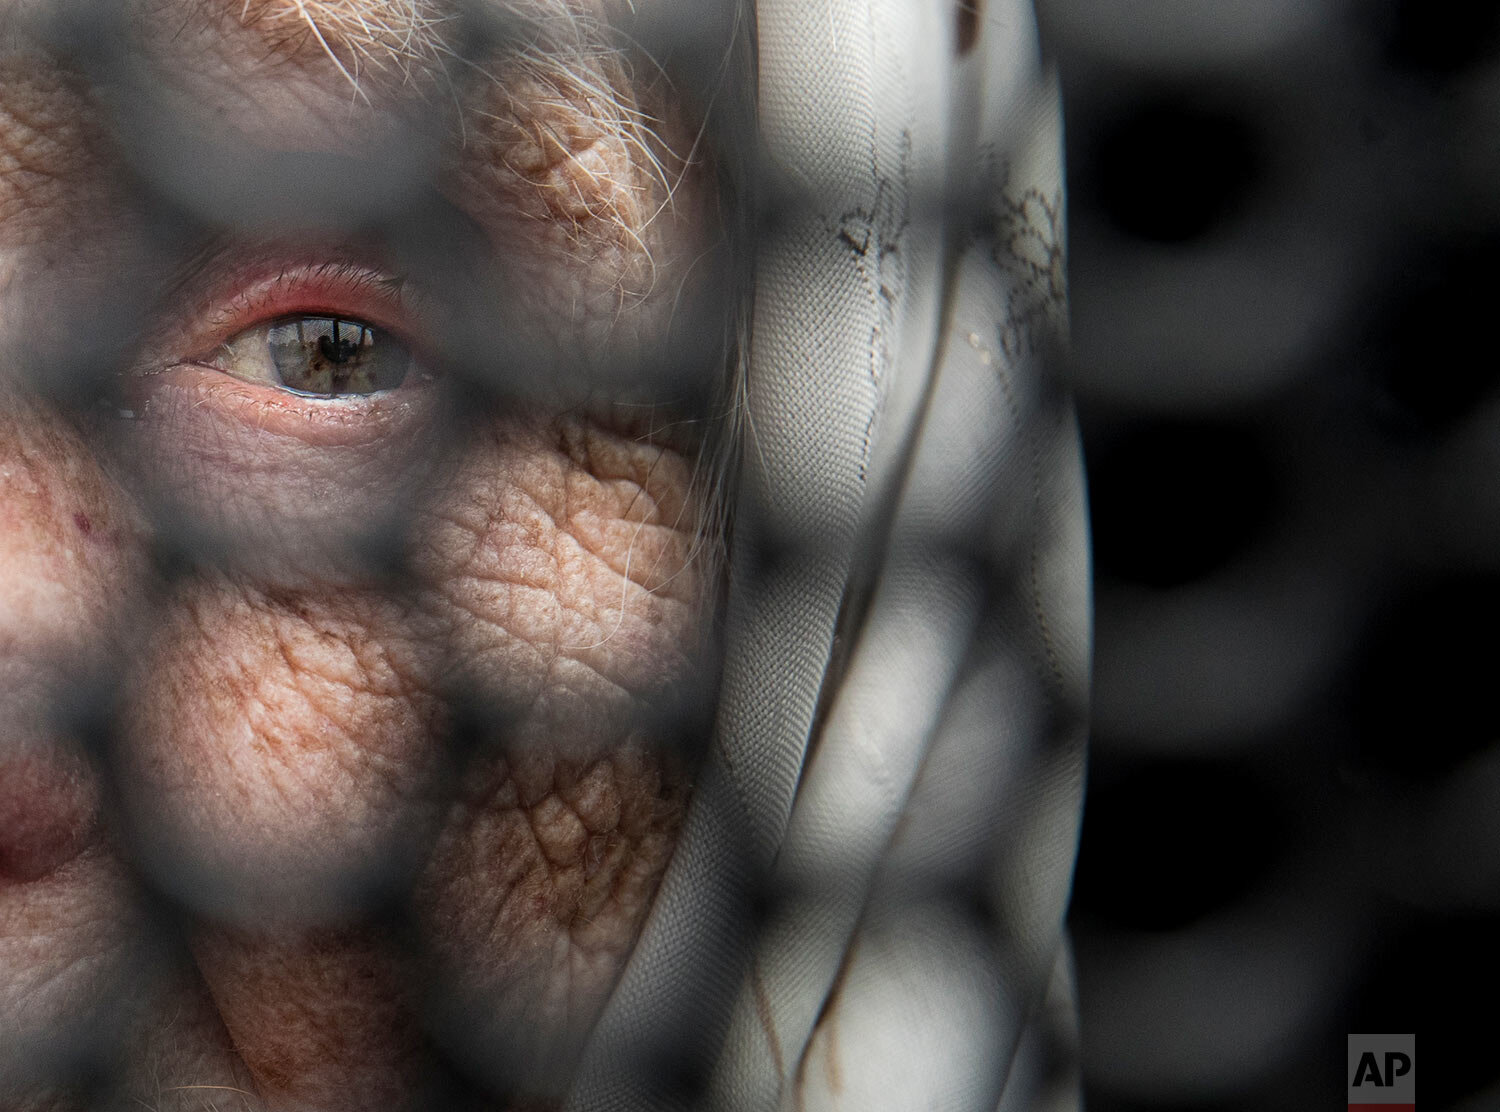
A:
1078 91 1265 245
1345 572 1500 783
1360 233 1500 438
1071 756 1292 933
1086 418 1280 590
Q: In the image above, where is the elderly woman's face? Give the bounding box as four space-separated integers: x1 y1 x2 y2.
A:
0 1 728 1108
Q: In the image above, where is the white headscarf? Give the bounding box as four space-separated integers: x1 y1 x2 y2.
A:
569 1 1089 1107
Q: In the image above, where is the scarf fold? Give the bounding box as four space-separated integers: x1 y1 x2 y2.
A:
568 2 1088 1107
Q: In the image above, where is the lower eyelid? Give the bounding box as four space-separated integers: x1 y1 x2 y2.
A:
134 363 441 451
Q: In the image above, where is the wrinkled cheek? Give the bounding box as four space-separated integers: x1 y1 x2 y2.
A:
410 743 689 1094
114 582 453 924
405 418 709 1093
105 571 457 1110
111 414 712 1105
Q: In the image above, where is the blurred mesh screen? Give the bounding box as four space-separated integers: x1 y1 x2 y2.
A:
1 1 1086 1109
0 0 1493 1110
1050 1 1500 1109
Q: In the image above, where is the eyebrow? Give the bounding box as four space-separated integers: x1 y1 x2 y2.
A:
218 0 678 218
0 0 689 288
231 0 462 90
227 0 622 95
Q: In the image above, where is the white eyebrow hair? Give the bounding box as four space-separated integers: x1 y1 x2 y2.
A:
232 0 682 195
235 0 461 89
232 0 683 183
232 0 622 94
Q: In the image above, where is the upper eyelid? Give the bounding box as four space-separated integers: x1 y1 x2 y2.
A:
171 256 414 319
136 253 429 378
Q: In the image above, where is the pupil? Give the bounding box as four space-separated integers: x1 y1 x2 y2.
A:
318 327 360 365
266 316 409 396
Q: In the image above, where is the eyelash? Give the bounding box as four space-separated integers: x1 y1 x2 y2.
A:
181 260 419 369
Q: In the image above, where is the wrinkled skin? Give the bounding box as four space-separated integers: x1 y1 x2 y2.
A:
0 2 727 1109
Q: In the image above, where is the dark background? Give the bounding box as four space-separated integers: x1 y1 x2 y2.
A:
1039 1 1500 1108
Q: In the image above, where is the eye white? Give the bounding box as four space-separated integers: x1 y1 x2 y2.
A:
215 316 411 397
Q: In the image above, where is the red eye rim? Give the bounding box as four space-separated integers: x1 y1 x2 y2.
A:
180 258 430 368
127 242 431 373
114 251 447 446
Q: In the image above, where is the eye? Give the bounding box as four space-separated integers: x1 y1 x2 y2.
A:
209 315 412 397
